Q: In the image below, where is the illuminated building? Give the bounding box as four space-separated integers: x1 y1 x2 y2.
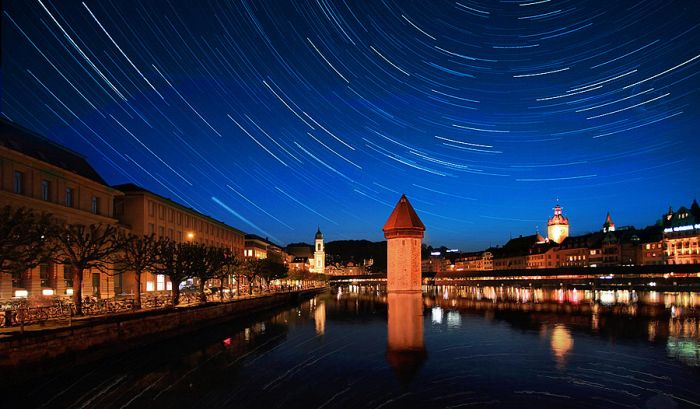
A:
384 194 425 292
547 203 570 244
244 235 269 259
421 256 451 274
285 228 326 274
0 119 122 300
312 227 325 274
663 200 700 264
636 226 664 265
492 233 544 270
113 184 245 294
453 250 493 271
526 241 558 269
602 212 616 233
557 233 599 267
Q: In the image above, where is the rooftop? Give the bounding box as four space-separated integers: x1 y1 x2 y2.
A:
0 118 107 185
383 194 425 232
114 183 245 235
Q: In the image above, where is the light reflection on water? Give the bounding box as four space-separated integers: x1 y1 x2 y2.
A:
429 285 700 368
5 284 700 408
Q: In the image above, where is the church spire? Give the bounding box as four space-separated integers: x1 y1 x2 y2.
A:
602 211 615 233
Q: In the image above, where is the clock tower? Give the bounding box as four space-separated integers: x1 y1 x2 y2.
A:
313 226 325 274
547 203 570 244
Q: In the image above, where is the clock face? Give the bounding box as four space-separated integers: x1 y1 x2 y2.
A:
550 226 566 242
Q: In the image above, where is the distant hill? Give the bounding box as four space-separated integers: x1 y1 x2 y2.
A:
325 240 387 272
285 240 451 274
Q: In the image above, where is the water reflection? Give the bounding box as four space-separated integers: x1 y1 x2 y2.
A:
7 286 700 408
314 299 326 336
386 292 426 384
549 324 574 369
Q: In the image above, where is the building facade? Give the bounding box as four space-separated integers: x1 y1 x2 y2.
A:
663 201 700 264
244 234 287 265
112 184 245 295
0 119 122 301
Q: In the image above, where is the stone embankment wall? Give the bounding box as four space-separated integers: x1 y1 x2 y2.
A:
0 288 324 368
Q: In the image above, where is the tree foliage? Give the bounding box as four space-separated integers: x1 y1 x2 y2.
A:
113 233 159 309
258 258 288 288
196 245 227 303
53 223 121 315
0 206 55 277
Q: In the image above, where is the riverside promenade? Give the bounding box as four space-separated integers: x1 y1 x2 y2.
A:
0 286 326 372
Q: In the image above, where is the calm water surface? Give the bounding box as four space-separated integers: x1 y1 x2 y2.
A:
6 285 700 408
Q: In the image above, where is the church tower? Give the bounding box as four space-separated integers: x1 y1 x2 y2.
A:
313 226 325 274
383 195 425 293
602 212 615 233
547 203 570 244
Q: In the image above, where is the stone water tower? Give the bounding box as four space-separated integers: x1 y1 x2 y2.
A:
383 194 427 383
383 194 425 293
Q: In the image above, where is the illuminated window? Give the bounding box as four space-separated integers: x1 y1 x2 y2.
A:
156 274 165 291
146 281 155 291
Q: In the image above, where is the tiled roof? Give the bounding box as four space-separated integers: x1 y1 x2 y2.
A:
0 118 106 185
383 194 425 232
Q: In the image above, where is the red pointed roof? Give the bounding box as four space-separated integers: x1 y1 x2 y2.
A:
603 212 614 226
383 194 425 233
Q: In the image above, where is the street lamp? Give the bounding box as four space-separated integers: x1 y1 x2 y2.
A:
187 232 195 241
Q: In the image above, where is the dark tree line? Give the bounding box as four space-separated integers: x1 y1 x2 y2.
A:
0 205 288 315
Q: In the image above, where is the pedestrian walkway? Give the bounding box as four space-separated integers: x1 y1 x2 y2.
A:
0 286 325 340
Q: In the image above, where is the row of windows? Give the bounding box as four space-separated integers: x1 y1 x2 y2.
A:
147 200 241 243
13 171 101 214
667 241 699 248
12 263 73 289
145 223 241 250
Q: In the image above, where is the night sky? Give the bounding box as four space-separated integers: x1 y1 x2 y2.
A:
2 1 699 250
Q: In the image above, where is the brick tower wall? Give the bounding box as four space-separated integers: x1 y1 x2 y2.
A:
387 236 422 292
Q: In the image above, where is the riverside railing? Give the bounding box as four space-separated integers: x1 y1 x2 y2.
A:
0 284 327 330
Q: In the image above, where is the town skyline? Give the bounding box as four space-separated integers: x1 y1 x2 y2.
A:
3 1 699 250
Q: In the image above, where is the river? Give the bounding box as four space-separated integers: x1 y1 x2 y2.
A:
5 284 700 408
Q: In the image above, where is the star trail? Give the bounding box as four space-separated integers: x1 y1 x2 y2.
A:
2 0 699 250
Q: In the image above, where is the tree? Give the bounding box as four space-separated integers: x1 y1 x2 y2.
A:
241 259 263 295
0 206 55 281
113 233 159 309
196 245 226 303
258 259 288 291
217 250 240 301
155 239 198 306
53 223 120 315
